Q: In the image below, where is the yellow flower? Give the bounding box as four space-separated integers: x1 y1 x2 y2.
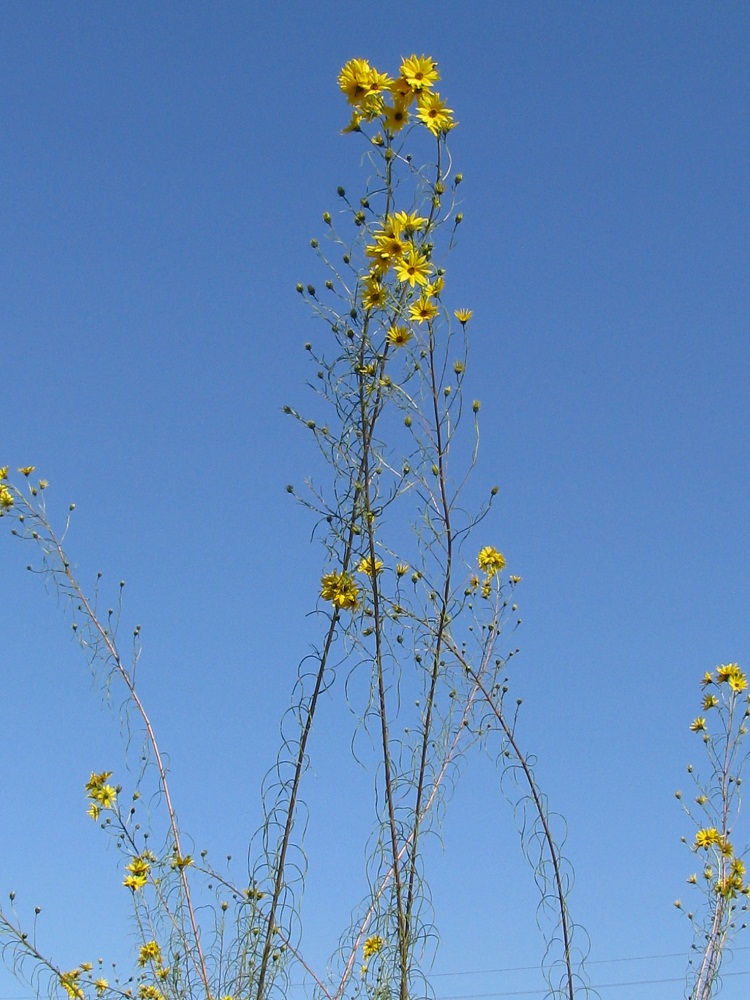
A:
477 546 506 576
171 853 194 870
339 59 373 105
341 110 363 134
395 244 431 287
321 570 360 612
362 278 387 311
454 309 473 324
367 69 394 99
386 325 412 348
85 771 113 791
409 296 439 324
690 718 707 733
396 563 409 577
95 980 109 996
0 467 8 480
425 275 444 298
416 92 455 135
509 575 522 584
729 670 748 693
367 232 404 267
703 694 719 710
400 55 439 92
124 855 150 890
383 100 409 134
357 555 383 576
700 671 714 688
0 485 14 510
363 934 384 960
389 210 428 235
17 466 35 477
60 971 83 1000
87 802 100 821
138 942 162 967
92 784 117 809
138 986 163 1000
695 828 721 849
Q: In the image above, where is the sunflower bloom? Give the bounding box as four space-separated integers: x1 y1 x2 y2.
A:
387 326 412 348
139 942 163 967
395 244 432 287
690 717 707 733
357 555 383 576
477 546 506 576
383 100 409 134
362 278 387 311
400 55 439 92
409 296 439 324
363 935 385 960
454 309 473 324
339 59 373 105
416 91 455 135
321 570 360 612
695 828 721 849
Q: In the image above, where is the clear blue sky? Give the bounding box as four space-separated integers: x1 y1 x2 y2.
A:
2 3 749 999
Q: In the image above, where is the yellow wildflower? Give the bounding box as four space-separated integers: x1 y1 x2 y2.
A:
363 934 384 960
690 718 707 733
383 100 409 134
0 486 14 510
124 856 150 891
395 244 431 287
171 853 194 870
60 971 83 1000
357 555 383 576
92 784 117 809
703 694 719 710
454 309 473 324
321 570 360 612
17 466 35 477
362 278 387 311
390 210 428 235
138 942 163 967
396 563 409 577
95 980 109 996
0 467 8 480
386 325 412 348
138 986 163 1000
399 55 439 92
416 91 455 135
409 296 439 324
339 59 373 105
477 546 506 576
87 802 100 821
695 828 721 849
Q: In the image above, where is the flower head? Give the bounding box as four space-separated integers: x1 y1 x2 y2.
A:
363 934 385 960
339 59 374 105
416 92 455 135
477 546 506 577
409 296 439 324
454 309 473 325
395 244 432 288
138 942 163 967
387 325 412 348
357 555 383 576
399 55 439 92
321 570 360 612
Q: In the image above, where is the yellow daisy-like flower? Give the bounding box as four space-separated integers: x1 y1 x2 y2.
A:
138 942 163 967
363 934 385 960
416 92 455 135
87 802 100 821
0 485 14 510
425 275 444 297
395 243 431 287
383 100 409 134
695 828 721 849
124 855 150 891
95 980 109 996
400 55 439 92
341 110 363 134
690 717 707 733
700 671 714 688
171 853 194 870
389 210 428 235
729 670 748 693
396 563 409 576
362 278 387 312
454 309 473 324
409 296 439 324
386 325 412 348
366 232 404 269
60 971 84 1000
357 555 383 576
138 986 163 1000
92 784 117 809
17 466 35 477
339 58 373 105
703 694 719 710
321 570 360 612
0 466 9 480
367 69 394 98
477 546 506 576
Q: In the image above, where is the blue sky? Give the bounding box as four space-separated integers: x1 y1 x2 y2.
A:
1 3 749 999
